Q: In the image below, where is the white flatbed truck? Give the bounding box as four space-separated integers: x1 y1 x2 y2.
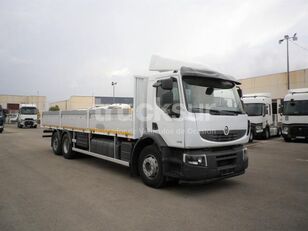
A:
242 93 281 140
42 57 250 188
281 88 308 142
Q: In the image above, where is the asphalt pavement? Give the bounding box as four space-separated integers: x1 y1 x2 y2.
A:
0 124 307 231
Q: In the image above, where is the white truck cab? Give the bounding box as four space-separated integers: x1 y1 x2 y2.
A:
0 105 4 133
42 56 250 188
17 104 38 128
242 93 280 140
281 88 308 142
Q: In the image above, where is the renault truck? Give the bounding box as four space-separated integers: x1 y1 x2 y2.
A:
243 93 281 140
17 104 38 128
41 56 250 188
281 88 308 142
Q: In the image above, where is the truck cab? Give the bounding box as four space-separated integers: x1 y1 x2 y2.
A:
242 93 280 139
0 105 4 133
17 104 38 128
281 88 308 142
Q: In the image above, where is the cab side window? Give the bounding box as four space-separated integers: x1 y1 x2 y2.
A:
156 78 180 117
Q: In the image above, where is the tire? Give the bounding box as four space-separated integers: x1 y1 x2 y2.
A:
277 128 281 137
138 145 165 188
0 128 3 133
249 131 254 143
62 133 76 159
264 128 270 139
17 122 22 128
51 132 62 155
33 125 37 128
284 137 291 142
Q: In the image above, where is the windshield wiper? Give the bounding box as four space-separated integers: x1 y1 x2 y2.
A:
191 107 208 113
221 110 243 115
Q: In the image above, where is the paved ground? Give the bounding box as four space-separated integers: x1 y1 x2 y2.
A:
0 124 307 231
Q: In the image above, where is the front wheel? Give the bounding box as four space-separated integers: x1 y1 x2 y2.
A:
284 137 291 142
264 128 270 139
138 145 165 188
249 131 254 143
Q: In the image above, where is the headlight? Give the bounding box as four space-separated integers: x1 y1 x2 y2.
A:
183 154 207 167
255 123 263 132
283 126 288 134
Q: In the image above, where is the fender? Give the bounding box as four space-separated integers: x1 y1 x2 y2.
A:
130 132 168 176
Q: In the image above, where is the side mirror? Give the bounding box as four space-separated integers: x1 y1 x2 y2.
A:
161 78 173 90
153 78 173 90
237 87 243 98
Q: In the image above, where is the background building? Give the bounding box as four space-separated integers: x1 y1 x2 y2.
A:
240 68 308 99
50 96 133 110
0 95 46 114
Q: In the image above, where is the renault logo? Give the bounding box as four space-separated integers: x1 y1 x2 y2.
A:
224 126 229 136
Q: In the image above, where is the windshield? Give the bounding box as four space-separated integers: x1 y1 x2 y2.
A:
182 76 244 115
244 103 264 116
283 100 308 115
20 107 38 115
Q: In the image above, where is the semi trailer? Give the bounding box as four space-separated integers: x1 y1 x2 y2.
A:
41 57 250 188
17 104 38 128
242 93 281 140
281 88 308 142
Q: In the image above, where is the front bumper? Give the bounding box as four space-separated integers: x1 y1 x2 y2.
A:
162 145 248 181
20 120 37 127
282 123 308 139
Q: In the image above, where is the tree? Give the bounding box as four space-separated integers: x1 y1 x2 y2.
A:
49 105 60 111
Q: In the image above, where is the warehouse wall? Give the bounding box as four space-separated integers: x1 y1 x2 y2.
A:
240 68 308 99
0 95 47 113
50 96 94 111
67 96 94 110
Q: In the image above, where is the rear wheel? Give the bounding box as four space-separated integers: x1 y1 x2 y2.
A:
264 128 270 139
51 132 62 155
62 133 76 159
0 128 3 133
138 145 165 188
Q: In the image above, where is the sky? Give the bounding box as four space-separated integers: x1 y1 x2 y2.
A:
0 0 308 102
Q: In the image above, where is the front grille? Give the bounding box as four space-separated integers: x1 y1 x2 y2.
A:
200 130 246 142
289 126 308 137
216 153 237 167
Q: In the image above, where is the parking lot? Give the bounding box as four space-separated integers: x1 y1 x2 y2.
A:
0 124 307 231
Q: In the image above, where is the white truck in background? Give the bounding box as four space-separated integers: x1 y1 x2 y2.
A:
242 93 281 140
281 88 308 142
41 56 250 188
17 104 38 128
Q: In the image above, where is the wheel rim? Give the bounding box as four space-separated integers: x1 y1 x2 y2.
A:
53 136 59 150
142 155 159 179
63 138 69 154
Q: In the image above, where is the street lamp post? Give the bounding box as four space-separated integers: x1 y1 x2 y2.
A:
111 81 117 104
279 33 298 90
